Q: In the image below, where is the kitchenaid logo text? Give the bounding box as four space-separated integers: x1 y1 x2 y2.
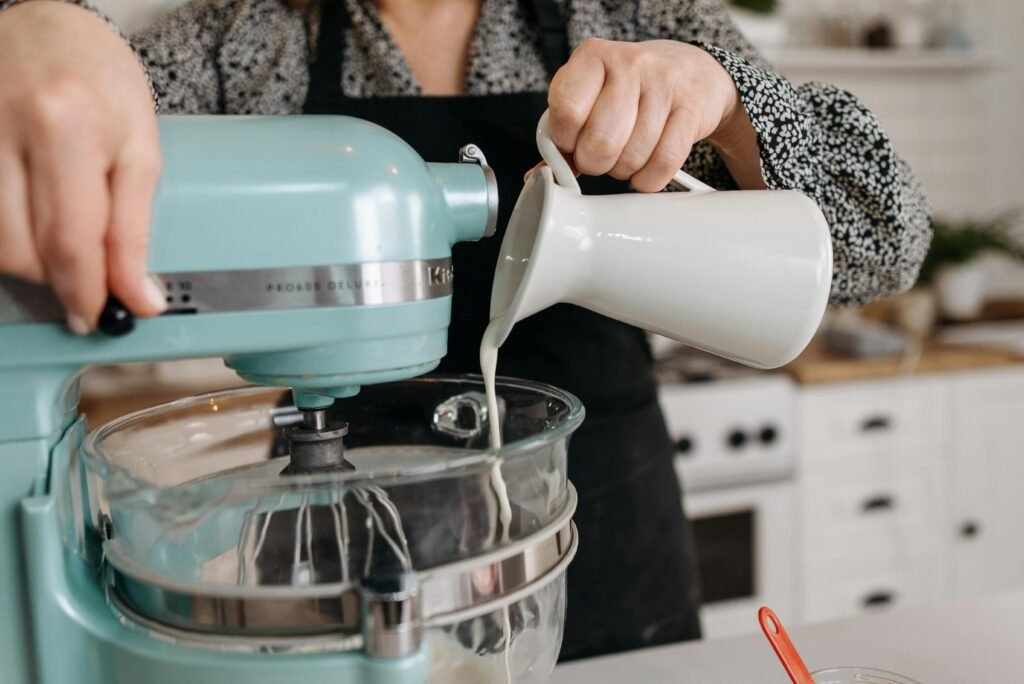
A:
429 265 454 286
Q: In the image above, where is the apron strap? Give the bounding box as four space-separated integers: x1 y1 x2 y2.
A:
519 0 571 78
305 0 348 112
306 0 570 109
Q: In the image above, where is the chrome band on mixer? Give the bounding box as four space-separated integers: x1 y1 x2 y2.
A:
158 258 454 313
0 258 454 324
103 489 578 650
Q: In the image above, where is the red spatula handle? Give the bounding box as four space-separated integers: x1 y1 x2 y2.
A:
759 607 815 684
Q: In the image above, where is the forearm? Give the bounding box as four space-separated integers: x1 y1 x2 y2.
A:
707 102 766 190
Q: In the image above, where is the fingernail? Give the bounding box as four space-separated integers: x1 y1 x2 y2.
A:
143 275 168 313
67 314 91 336
524 161 547 182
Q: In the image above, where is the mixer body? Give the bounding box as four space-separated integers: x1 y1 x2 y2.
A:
0 115 511 684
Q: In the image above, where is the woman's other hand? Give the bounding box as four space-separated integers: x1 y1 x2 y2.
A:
0 1 165 333
547 39 764 192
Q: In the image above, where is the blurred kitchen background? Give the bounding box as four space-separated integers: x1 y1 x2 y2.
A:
84 0 1024 640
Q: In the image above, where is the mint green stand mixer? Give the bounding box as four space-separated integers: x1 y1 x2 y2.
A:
0 116 581 684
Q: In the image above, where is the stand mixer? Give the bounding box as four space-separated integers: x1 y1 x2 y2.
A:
0 115 581 684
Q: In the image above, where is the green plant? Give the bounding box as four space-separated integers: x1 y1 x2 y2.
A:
918 213 1024 284
729 0 777 14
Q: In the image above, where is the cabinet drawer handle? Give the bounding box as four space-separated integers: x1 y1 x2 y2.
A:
861 495 895 513
860 415 892 433
960 520 981 539
863 591 895 608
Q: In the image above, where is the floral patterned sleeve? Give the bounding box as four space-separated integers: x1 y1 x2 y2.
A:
129 0 310 115
643 0 933 307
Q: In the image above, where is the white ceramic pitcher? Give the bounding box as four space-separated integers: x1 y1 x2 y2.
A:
488 110 834 370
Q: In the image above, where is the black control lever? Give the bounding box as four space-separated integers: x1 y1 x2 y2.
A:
98 295 135 336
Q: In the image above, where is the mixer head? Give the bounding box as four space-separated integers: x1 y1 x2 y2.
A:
0 116 498 421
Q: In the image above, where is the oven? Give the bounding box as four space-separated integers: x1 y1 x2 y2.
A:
683 479 797 638
658 369 799 639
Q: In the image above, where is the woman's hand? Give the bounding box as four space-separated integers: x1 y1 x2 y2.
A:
547 39 765 192
0 1 165 334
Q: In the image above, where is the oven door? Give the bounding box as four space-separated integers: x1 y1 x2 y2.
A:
683 479 797 639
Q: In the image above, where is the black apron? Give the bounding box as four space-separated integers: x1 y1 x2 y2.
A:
304 0 702 660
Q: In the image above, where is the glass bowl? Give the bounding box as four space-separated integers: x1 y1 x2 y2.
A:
64 375 584 684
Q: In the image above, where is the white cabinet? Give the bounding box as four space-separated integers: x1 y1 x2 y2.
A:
664 364 1024 631
796 377 948 622
794 366 1024 625
801 539 943 622
947 367 1024 598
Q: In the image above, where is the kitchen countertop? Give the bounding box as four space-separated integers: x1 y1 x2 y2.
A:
551 589 1024 683
783 338 1023 384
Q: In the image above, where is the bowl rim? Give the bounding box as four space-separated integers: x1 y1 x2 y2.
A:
82 373 586 494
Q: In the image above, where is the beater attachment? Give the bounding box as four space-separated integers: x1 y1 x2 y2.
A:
234 405 413 595
282 408 353 474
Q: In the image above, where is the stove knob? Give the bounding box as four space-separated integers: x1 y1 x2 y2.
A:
759 425 779 445
726 429 747 450
675 436 695 456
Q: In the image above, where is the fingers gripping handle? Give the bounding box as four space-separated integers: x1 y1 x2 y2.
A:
535 109 715 194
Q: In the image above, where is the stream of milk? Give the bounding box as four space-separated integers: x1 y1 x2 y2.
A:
480 317 513 684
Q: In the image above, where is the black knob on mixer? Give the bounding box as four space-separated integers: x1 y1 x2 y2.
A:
675 435 695 456
98 295 135 336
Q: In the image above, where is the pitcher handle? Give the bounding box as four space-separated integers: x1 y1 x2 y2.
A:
536 110 583 194
536 109 716 195
668 169 716 194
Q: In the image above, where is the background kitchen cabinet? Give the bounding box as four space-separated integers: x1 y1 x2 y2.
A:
794 367 1024 625
660 360 1024 637
796 377 948 622
947 367 1024 598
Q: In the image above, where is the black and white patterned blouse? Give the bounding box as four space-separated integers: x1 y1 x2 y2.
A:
2 0 932 306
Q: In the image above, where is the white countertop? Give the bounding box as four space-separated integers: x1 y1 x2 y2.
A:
551 589 1024 683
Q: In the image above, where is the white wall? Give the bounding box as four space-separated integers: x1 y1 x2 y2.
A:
776 0 1024 296
777 3 1023 224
